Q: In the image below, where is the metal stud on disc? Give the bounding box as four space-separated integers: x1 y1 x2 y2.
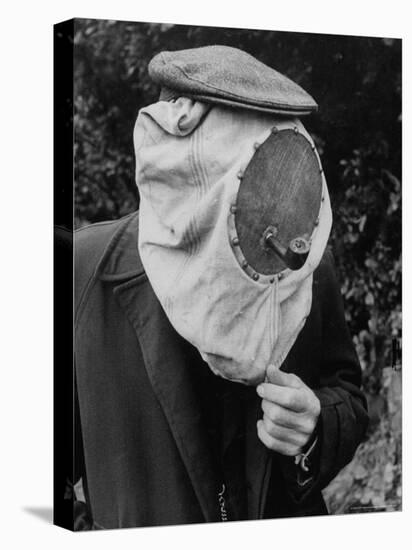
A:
234 129 323 275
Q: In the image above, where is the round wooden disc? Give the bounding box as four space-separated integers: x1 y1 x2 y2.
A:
235 129 323 275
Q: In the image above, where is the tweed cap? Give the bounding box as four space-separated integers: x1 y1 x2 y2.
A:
148 45 318 116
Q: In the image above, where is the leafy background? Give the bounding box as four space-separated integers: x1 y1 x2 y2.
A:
73 18 402 514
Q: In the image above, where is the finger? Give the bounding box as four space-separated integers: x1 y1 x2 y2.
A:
257 384 307 412
256 420 301 456
261 399 314 433
262 415 308 447
266 365 302 389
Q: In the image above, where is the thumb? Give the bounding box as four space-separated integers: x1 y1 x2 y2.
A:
266 364 301 388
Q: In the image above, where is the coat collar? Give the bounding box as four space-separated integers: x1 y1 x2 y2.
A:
95 211 271 521
98 211 145 282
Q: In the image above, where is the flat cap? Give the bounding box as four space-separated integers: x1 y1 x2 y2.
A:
148 45 317 116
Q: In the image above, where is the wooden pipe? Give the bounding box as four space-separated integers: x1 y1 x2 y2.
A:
263 226 310 270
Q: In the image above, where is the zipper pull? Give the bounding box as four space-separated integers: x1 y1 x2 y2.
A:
218 483 228 521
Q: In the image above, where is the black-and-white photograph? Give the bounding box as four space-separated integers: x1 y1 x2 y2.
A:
56 17 401 531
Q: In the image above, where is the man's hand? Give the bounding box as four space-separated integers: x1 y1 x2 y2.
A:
256 364 320 456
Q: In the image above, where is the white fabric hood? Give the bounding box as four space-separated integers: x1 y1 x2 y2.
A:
134 98 332 385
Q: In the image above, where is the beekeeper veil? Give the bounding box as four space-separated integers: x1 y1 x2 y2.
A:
134 46 332 385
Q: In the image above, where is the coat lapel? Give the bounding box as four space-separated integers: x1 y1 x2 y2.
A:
113 276 221 522
97 213 220 522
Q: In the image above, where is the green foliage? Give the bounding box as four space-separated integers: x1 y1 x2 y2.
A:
323 368 402 513
73 19 401 513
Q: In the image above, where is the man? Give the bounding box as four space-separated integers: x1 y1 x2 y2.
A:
74 45 369 529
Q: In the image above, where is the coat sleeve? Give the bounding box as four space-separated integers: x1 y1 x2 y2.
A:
72 375 94 530
314 250 369 486
279 249 369 502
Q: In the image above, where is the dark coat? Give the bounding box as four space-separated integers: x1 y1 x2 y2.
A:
74 211 369 529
